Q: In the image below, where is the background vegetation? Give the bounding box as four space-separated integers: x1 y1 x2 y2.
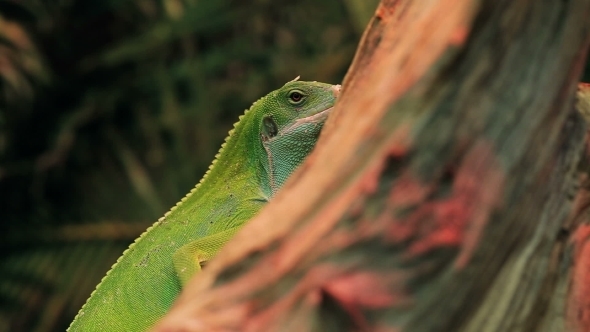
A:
0 0 587 331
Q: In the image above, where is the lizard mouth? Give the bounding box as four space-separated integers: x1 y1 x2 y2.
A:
302 106 333 122
281 106 334 134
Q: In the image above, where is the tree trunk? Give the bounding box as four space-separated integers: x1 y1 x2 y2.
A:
154 0 590 331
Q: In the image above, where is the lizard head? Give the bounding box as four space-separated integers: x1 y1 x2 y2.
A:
256 79 341 197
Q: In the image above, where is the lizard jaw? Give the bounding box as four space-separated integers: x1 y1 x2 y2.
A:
281 106 334 134
301 105 333 123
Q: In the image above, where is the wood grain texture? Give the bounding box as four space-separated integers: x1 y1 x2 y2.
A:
549 83 590 332
154 0 590 331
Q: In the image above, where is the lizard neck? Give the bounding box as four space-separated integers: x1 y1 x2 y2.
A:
197 114 266 202
163 107 268 235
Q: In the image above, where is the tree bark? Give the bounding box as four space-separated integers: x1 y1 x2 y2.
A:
154 1 590 331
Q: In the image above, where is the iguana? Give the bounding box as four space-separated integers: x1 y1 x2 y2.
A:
67 79 341 331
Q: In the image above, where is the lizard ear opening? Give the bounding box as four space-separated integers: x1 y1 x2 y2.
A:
261 116 278 141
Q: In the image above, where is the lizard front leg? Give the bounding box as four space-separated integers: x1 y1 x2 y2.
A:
172 227 241 286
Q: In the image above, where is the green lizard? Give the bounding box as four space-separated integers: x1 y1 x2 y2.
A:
68 79 340 331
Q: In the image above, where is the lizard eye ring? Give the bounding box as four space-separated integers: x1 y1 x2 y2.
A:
288 90 305 105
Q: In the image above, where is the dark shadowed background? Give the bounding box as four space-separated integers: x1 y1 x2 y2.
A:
0 1 588 331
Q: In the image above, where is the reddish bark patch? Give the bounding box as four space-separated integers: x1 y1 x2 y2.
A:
567 224 590 332
360 156 388 195
375 0 400 21
324 272 408 309
243 265 341 332
387 124 413 158
324 271 410 331
385 141 505 268
243 264 402 332
449 26 469 46
388 171 432 207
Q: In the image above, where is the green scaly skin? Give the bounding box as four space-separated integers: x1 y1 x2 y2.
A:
68 80 340 331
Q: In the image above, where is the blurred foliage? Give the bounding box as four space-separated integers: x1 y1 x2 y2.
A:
0 0 379 330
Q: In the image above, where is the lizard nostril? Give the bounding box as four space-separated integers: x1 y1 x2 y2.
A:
331 84 342 98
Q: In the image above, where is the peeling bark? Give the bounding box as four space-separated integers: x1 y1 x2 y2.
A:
154 1 590 331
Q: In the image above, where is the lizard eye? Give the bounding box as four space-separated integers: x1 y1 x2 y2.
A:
287 90 305 105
